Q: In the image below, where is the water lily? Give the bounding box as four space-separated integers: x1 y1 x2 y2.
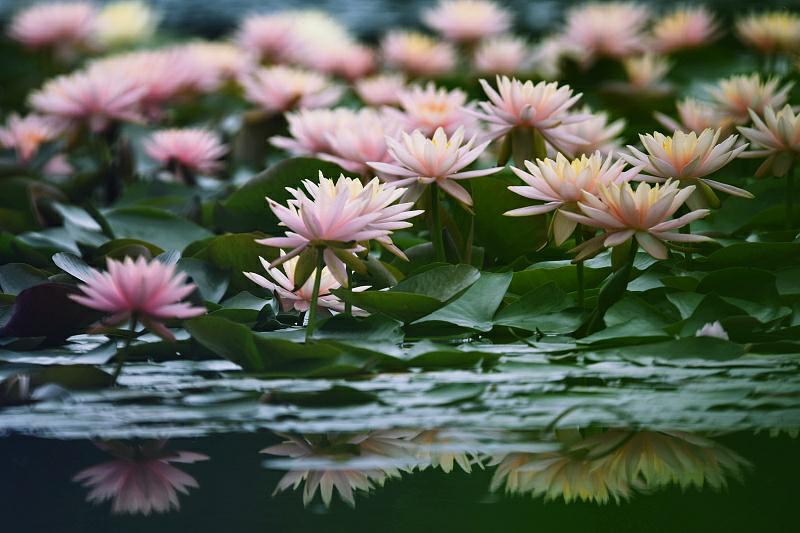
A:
182 41 252 92
94 1 159 48
144 128 227 179
29 64 145 133
473 76 589 160
706 74 792 125
240 66 342 114
271 108 355 157
369 127 502 207
562 180 712 260
0 114 61 163
473 36 530 76
617 54 672 96
8 1 96 57
651 6 719 54
70 256 206 342
381 31 456 77
561 2 650 65
738 105 800 177
422 0 511 43
556 108 626 157
655 97 726 135
73 440 208 516
354 74 407 107
320 108 402 176
244 251 368 315
622 129 751 202
234 12 297 63
696 321 729 340
736 11 800 55
389 82 478 136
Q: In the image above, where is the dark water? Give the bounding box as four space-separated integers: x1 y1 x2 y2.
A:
2 430 798 532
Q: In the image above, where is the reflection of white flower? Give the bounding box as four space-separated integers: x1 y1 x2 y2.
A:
695 321 729 340
412 429 483 473
73 440 208 516
262 431 415 507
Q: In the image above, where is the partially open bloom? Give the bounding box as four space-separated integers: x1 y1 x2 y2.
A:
562 180 712 260
561 2 650 64
623 129 751 199
240 66 342 113
738 105 800 177
354 74 407 107
422 0 510 43
0 114 61 163
617 54 672 96
381 31 456 78
8 2 96 54
244 252 367 314
94 1 160 48
473 76 588 153
556 108 626 157
655 97 726 135
706 74 793 125
271 108 354 157
29 64 145 133
257 174 422 284
369 127 503 206
320 109 402 176
506 152 640 244
389 82 478 136
69 256 206 341
73 441 208 516
234 12 298 62
736 12 800 55
144 128 227 177
651 6 719 54
473 36 530 75
696 321 729 340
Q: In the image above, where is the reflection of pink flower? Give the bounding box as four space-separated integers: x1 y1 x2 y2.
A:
8 2 96 51
73 441 208 516
29 64 145 133
422 0 511 43
70 256 206 341
144 128 227 176
0 114 61 163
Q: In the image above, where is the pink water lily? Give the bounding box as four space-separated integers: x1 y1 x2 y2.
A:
244 251 368 314
240 66 342 114
422 0 511 43
0 114 61 163
144 128 227 176
506 152 640 245
556 108 626 157
368 127 503 207
706 74 793 125
69 256 206 341
9 1 96 54
738 105 800 177
736 12 800 55
257 174 422 284
561 2 650 64
655 97 726 135
381 31 456 77
320 108 402 176
651 6 719 54
271 108 355 157
354 74 407 107
473 36 531 76
388 82 478 137
562 180 712 260
473 76 589 154
622 129 751 199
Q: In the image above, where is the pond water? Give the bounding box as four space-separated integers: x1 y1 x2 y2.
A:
2 339 798 531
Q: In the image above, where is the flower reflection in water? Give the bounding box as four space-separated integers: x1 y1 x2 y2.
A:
490 429 750 504
73 440 209 516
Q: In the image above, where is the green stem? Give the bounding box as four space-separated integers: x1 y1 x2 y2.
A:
304 250 325 342
430 183 445 262
112 315 137 385
585 241 638 334
787 171 794 230
575 227 585 309
344 268 352 318
681 222 692 265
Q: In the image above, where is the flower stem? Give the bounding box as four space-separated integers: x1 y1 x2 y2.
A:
681 221 692 265
575 227 585 309
584 240 638 335
305 249 325 342
430 183 445 262
112 315 137 385
344 268 352 317
787 170 795 230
